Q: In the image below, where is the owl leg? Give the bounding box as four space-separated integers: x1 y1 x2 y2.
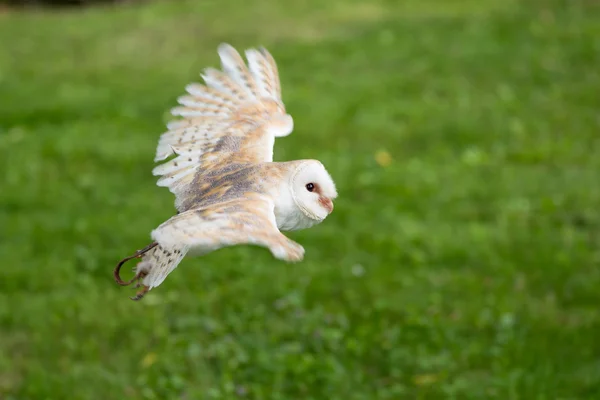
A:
113 241 158 286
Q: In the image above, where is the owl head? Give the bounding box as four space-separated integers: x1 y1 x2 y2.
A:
289 160 337 222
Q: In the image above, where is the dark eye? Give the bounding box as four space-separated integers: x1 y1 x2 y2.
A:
306 183 315 192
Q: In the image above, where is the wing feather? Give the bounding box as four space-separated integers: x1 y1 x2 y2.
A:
200 68 253 104
245 48 281 101
184 82 238 106
217 43 259 98
259 47 281 99
152 43 293 207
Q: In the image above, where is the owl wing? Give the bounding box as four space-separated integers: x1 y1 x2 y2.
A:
126 193 304 299
151 43 294 201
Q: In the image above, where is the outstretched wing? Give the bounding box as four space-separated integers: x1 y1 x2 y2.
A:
152 43 294 200
132 194 304 296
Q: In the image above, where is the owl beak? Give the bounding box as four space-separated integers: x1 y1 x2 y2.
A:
320 197 334 214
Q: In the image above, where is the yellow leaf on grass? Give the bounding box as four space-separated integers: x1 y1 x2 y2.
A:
141 353 157 368
375 150 392 167
413 373 439 386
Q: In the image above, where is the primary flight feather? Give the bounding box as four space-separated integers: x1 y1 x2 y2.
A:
114 43 338 300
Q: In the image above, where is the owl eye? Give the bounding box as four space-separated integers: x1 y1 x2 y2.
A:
305 183 315 192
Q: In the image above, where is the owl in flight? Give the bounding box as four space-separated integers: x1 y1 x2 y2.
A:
114 43 338 300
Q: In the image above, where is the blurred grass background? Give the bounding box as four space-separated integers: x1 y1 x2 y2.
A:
1 0 599 398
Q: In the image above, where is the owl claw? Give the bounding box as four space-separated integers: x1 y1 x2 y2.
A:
130 285 150 301
113 241 158 288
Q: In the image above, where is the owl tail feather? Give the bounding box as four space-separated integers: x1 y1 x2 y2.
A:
113 241 188 301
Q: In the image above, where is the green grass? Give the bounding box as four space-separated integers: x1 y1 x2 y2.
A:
1 0 599 398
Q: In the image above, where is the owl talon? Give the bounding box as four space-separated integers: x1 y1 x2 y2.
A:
114 241 158 286
130 285 150 301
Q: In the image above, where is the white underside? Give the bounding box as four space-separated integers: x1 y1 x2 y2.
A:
273 195 322 231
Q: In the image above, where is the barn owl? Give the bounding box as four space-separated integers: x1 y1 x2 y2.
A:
114 43 337 300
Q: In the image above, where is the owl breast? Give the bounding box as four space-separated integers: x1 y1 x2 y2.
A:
272 188 321 231
274 205 319 231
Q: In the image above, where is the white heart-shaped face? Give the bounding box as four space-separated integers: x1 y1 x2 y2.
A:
290 160 338 222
